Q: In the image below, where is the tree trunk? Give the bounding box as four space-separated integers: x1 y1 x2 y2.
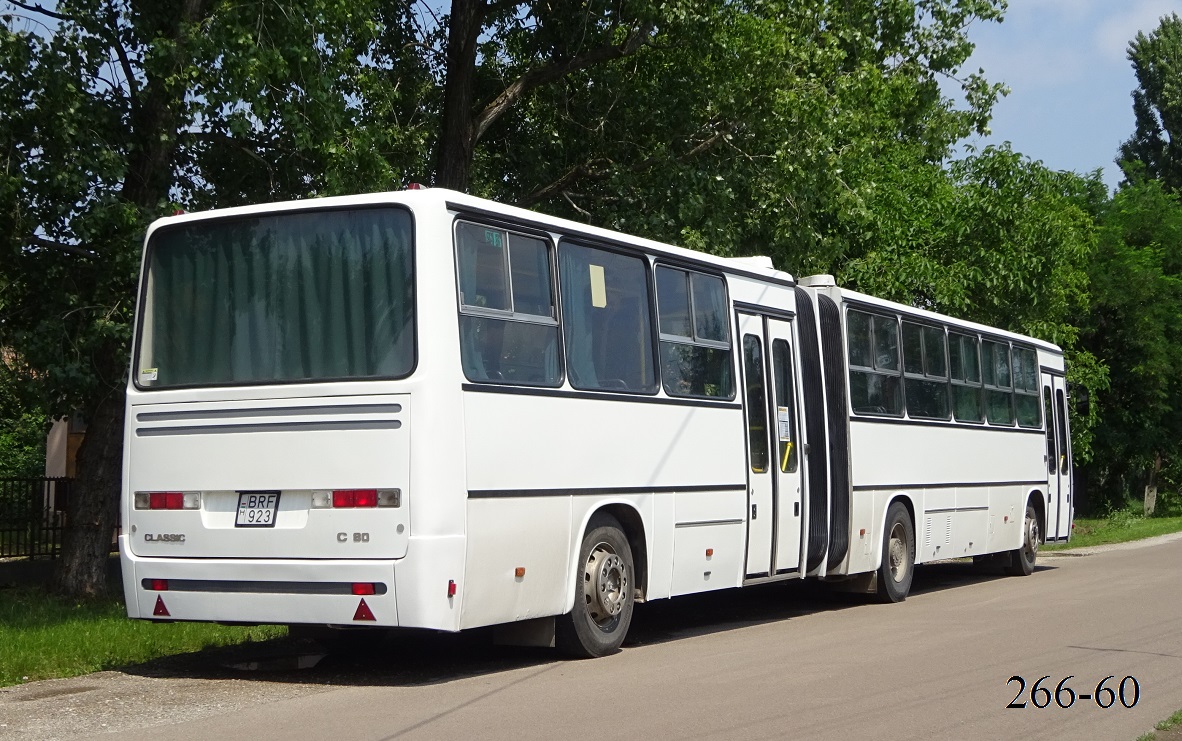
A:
54 389 125 598
1145 452 1162 516
433 0 485 190
53 0 213 598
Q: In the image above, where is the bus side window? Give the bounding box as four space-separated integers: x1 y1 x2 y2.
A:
559 242 657 393
1044 387 1056 472
982 340 1014 425
655 267 734 399
456 222 561 387
949 332 983 422
1055 389 1070 475
902 321 950 420
847 309 902 416
1013 347 1041 427
743 334 769 473
771 338 798 473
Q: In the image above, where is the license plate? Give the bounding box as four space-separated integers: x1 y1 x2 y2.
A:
235 491 280 527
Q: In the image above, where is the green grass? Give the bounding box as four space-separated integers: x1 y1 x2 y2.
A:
1136 707 1182 740
0 586 285 686
1042 513 1182 551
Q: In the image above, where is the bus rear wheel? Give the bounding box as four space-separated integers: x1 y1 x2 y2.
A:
876 502 915 603
1005 504 1039 576
556 514 635 658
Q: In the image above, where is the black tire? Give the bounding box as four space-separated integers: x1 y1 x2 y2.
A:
1005 504 1039 576
556 514 635 658
876 502 915 603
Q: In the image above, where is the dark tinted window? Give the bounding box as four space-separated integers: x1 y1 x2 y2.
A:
457 222 560 386
138 207 414 388
560 243 657 393
744 334 769 473
656 267 733 399
848 309 902 415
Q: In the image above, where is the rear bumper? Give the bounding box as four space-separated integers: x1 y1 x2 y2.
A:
119 535 399 626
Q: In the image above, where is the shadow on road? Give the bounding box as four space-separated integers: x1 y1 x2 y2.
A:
120 558 1055 688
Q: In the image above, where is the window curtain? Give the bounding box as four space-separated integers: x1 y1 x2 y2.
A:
143 208 414 387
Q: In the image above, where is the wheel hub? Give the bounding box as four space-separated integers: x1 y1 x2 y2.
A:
584 546 628 624
888 523 909 583
1025 515 1039 557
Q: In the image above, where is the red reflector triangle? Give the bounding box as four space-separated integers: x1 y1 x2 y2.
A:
353 598 376 621
153 596 170 617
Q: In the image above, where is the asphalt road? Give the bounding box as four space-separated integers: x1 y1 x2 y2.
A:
4 534 1182 741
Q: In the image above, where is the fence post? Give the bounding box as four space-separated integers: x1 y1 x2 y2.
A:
0 477 76 560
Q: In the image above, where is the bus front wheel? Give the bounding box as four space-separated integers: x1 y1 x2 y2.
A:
1005 504 1039 576
556 514 635 658
876 502 915 603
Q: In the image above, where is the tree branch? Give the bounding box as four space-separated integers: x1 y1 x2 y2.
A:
29 235 97 258
105 2 140 108
516 127 730 209
472 21 656 143
515 162 591 208
6 0 72 22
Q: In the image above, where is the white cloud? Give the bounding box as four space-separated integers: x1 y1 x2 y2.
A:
1095 0 1182 62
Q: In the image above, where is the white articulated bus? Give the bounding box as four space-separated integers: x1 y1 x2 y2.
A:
120 187 1072 657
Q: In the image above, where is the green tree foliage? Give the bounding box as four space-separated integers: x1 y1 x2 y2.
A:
482 0 1008 267
0 355 49 478
0 0 428 596
1119 12 1182 191
1080 182 1182 509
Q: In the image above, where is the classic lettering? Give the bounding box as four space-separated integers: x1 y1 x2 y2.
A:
144 533 185 543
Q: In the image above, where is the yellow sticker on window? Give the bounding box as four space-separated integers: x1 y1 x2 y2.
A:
589 264 607 308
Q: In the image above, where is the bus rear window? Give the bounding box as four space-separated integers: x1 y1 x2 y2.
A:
136 207 415 388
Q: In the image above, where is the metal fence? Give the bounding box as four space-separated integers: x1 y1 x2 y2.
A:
0 477 71 559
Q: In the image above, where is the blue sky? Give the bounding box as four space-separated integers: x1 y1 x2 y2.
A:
954 0 1182 190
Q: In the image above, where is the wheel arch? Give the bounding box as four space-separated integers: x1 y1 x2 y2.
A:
565 502 648 613
1027 488 1047 544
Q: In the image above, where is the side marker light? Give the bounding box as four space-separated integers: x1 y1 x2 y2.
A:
447 580 457 598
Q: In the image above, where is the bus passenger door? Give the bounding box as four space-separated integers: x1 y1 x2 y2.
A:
767 319 803 574
740 314 774 578
1041 373 1073 541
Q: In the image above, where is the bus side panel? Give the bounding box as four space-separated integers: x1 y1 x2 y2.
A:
847 422 1044 571
670 489 746 596
461 498 572 630
461 392 745 493
647 491 675 601
459 390 744 628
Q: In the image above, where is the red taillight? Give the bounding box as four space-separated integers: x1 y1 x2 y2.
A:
333 489 377 508
354 489 377 507
149 492 183 510
147 579 169 591
352 583 376 596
